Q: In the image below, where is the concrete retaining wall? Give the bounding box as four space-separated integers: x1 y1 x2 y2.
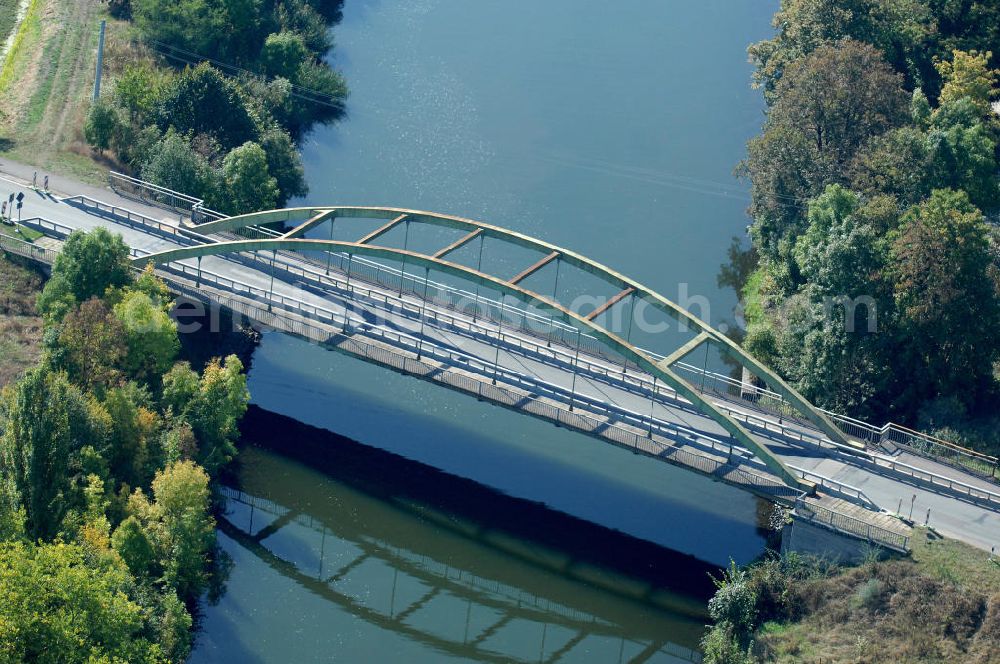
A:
781 516 885 564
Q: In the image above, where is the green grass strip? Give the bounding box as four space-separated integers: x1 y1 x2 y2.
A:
0 0 43 96
0 222 41 242
0 0 21 47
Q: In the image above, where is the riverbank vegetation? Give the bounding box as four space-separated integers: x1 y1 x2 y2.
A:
82 0 348 213
0 228 249 661
703 529 1000 663
733 0 1000 451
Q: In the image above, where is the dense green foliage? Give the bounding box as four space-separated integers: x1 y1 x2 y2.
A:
87 0 347 212
737 0 1000 447
0 230 250 661
0 540 168 663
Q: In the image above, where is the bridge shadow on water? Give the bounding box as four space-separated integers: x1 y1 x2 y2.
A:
204 405 726 662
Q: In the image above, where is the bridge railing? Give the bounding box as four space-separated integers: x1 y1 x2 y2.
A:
17 221 1000 514
107 172 226 223
156 263 798 500
251 235 998 481
162 234 1000 489
126 255 1000 511
155 257 773 467
19 217 74 239
669 360 999 480
61 195 221 247
855 451 1000 509
0 231 54 264
787 466 878 510
18 201 998 498
161 244 843 459
794 497 910 553
114 192 992 483
194 253 856 459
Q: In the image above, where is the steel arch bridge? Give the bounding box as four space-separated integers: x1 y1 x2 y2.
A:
133 206 854 491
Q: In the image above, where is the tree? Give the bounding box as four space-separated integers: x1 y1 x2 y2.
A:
161 421 198 465
132 0 263 63
260 31 308 79
274 0 333 54
745 40 908 262
102 384 159 488
925 97 1000 211
849 125 931 206
220 141 279 214
743 124 820 263
114 290 180 381
55 298 127 391
0 540 165 663
794 185 889 297
0 477 25 542
47 228 132 305
922 50 1000 211
851 87 1000 212
161 361 200 415
141 128 221 202
776 289 890 417
767 40 909 168
84 98 122 152
292 59 348 127
133 263 171 304
748 0 934 101
111 515 156 578
935 49 998 116
930 3 1000 86
153 63 258 152
129 461 215 600
35 273 77 322
259 126 308 205
747 186 896 418
0 369 91 540
113 62 171 125
889 189 1000 411
162 357 248 475
154 591 193 662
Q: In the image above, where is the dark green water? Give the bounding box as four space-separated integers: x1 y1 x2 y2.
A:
191 1 778 661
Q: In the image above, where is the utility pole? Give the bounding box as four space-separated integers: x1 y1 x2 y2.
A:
93 20 107 101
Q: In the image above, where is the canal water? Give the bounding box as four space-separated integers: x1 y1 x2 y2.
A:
191 1 777 661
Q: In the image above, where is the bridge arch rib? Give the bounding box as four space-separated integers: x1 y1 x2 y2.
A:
136 207 856 491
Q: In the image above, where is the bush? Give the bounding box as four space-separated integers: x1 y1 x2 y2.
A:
709 561 759 639
701 623 756 664
141 129 218 202
84 99 122 152
850 577 887 612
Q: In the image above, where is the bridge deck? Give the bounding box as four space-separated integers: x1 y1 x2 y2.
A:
2 170 998 553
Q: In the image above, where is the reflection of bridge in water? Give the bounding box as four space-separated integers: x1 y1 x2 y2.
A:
218 485 704 663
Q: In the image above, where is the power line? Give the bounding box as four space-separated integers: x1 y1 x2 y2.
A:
139 38 346 109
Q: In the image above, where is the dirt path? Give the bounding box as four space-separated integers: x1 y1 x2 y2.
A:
28 0 99 160
2 0 106 183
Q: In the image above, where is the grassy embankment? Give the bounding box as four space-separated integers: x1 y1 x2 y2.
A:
0 0 23 49
710 529 1000 663
0 0 110 184
0 254 43 387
